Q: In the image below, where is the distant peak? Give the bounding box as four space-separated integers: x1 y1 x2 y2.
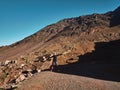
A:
110 6 120 27
114 6 120 12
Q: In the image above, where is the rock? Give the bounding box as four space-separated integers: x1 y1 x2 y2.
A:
34 58 39 62
34 56 43 62
34 54 51 62
37 69 41 73
16 74 26 83
43 56 47 61
26 69 32 72
20 64 25 69
28 73 33 77
4 60 11 66
5 84 12 90
40 60 52 71
62 50 71 55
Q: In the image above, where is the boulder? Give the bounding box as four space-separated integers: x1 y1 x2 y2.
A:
16 74 26 83
4 60 11 66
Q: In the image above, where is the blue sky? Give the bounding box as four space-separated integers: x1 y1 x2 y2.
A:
0 0 120 46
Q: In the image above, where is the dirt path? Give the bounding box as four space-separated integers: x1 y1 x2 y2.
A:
18 71 120 90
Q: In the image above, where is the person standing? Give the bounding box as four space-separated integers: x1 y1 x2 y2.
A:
50 53 57 71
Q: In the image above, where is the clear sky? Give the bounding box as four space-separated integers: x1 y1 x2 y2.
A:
0 0 120 46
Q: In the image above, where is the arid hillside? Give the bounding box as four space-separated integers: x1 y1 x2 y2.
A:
0 6 120 90
0 6 120 62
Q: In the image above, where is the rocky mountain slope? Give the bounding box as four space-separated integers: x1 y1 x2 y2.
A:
0 6 120 61
0 6 120 89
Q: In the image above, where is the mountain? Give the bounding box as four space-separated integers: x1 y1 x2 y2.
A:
0 6 120 62
0 6 120 89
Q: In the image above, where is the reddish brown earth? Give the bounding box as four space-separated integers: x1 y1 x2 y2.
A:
18 72 120 90
0 6 120 62
0 6 120 90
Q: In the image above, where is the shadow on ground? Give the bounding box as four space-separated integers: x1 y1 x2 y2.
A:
55 39 120 82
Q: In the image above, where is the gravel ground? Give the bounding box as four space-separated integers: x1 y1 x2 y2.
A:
18 71 120 90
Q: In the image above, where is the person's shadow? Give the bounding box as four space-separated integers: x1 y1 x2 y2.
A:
56 39 120 82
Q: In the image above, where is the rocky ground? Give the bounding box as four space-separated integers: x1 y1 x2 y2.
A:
0 51 72 89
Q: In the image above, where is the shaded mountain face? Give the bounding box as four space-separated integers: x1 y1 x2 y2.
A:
110 6 120 26
0 6 120 62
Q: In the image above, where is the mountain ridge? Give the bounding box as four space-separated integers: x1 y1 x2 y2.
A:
0 6 120 61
